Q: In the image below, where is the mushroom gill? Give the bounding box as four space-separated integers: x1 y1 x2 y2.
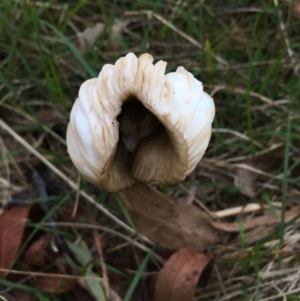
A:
67 53 215 192
117 98 160 153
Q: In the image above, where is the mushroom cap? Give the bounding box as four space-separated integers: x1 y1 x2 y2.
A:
67 53 215 192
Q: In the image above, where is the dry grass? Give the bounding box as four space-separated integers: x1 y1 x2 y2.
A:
0 0 300 300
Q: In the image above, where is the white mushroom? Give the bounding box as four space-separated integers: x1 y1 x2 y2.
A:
67 53 215 192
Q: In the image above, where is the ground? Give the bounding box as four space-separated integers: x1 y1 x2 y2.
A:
0 1 300 301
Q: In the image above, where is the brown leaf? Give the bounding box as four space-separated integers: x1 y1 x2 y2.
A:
35 268 77 294
24 234 53 268
0 205 32 278
12 289 39 301
37 109 66 125
109 288 123 301
280 0 300 17
68 285 97 301
118 183 222 250
234 154 283 198
211 205 300 232
154 248 212 301
69 284 122 301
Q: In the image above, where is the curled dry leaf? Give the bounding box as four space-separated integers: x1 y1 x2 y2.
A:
211 205 300 232
77 19 126 54
105 19 124 52
234 153 283 198
154 248 212 301
78 23 104 54
0 205 32 278
118 183 222 250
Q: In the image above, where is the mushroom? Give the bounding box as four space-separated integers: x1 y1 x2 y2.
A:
67 53 215 192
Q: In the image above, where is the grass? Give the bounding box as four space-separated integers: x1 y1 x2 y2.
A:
1 0 300 300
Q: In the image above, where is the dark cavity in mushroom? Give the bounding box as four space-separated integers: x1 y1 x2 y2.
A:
117 97 160 153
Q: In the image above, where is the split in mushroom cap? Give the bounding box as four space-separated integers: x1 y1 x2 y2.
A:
67 53 215 192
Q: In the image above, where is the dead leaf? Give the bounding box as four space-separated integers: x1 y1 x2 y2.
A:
4 108 66 127
118 183 222 250
24 234 53 268
183 186 197 205
70 284 122 301
66 240 106 301
12 289 39 301
280 0 300 17
35 268 77 294
234 154 283 198
108 289 123 301
211 205 300 232
37 109 66 125
0 205 32 278
105 19 124 52
77 19 127 54
68 285 97 301
154 248 212 301
77 23 104 54
233 225 275 247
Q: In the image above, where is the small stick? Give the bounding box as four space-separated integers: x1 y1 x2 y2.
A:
125 10 227 66
72 175 81 218
0 268 103 281
0 119 153 245
183 186 197 205
28 164 82 267
92 228 110 300
214 203 282 218
179 183 216 218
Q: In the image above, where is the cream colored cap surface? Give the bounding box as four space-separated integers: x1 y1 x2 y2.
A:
67 53 215 192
